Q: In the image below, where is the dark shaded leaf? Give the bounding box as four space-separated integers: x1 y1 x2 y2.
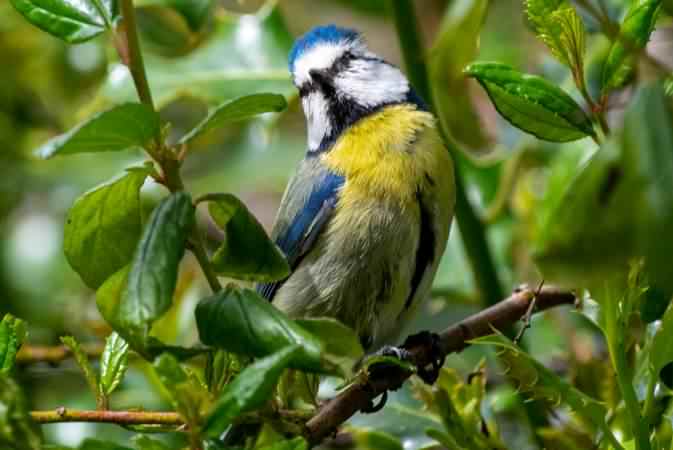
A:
257 437 307 450
64 167 150 289
37 103 160 158
203 345 299 437
0 315 26 375
99 332 129 396
180 93 287 143
0 377 42 450
9 0 118 43
204 193 289 282
119 192 194 348
195 286 324 372
602 0 662 93
465 62 595 142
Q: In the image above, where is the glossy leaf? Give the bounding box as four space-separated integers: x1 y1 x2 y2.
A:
60 336 99 401
195 286 324 372
99 332 129 396
526 0 586 70
602 0 662 93
203 345 299 437
9 0 118 43
64 167 150 289
295 318 363 361
205 193 289 282
428 0 488 150
0 377 42 450
119 192 194 347
465 62 595 142
180 93 287 143
101 6 294 107
0 315 26 375
471 333 617 442
37 103 160 159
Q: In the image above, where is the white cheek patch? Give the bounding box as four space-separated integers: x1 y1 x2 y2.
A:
293 44 344 86
334 61 409 108
303 91 331 150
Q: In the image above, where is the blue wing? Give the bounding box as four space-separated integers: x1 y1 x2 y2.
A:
257 157 344 301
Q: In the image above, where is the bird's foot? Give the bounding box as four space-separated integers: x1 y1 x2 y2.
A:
401 331 445 384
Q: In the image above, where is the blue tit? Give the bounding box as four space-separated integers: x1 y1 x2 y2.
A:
258 25 455 352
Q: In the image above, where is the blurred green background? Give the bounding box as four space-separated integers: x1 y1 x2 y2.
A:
2 0 672 448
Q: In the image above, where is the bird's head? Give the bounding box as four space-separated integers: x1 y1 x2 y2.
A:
288 25 420 152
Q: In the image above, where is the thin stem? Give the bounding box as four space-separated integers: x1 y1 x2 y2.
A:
16 343 104 365
643 372 657 426
188 233 222 292
118 0 154 109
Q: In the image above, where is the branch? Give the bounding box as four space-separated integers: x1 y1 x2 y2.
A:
31 408 182 426
17 343 104 365
304 285 576 444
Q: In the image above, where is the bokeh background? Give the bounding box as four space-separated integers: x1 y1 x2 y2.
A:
2 0 672 448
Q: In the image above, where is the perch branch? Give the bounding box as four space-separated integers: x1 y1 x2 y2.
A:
31 408 183 426
17 343 104 365
304 285 576 444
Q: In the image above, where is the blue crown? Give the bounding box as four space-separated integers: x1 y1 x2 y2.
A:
289 25 360 73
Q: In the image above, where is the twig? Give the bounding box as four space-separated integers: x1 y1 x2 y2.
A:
17 343 104 365
514 280 544 345
31 408 183 426
304 285 576 444
118 0 154 109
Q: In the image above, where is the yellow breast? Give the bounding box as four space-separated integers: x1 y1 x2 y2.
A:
321 104 446 206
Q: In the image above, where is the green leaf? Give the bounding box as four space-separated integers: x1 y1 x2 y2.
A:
99 332 129 397
101 6 294 108
9 0 118 43
602 0 662 93
203 345 299 437
134 438 175 450
0 315 27 374
256 437 307 450
37 103 160 159
118 192 194 349
79 439 133 450
294 318 363 361
465 62 595 142
60 336 99 403
153 353 210 426
651 296 673 380
132 435 171 450
352 429 403 450
0 377 42 450
195 286 325 372
526 0 586 71
428 0 488 150
180 93 287 144
533 83 673 291
64 167 150 289
205 193 289 282
471 333 619 445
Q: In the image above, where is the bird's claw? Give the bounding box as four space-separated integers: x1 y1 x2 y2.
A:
360 391 388 413
402 331 445 384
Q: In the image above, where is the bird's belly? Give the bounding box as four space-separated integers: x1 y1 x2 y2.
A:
272 196 420 348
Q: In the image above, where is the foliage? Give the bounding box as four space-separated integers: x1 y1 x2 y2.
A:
3 0 673 449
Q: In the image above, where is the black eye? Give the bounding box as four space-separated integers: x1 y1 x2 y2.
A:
309 69 328 82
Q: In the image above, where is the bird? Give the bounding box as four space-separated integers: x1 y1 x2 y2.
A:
258 24 455 358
